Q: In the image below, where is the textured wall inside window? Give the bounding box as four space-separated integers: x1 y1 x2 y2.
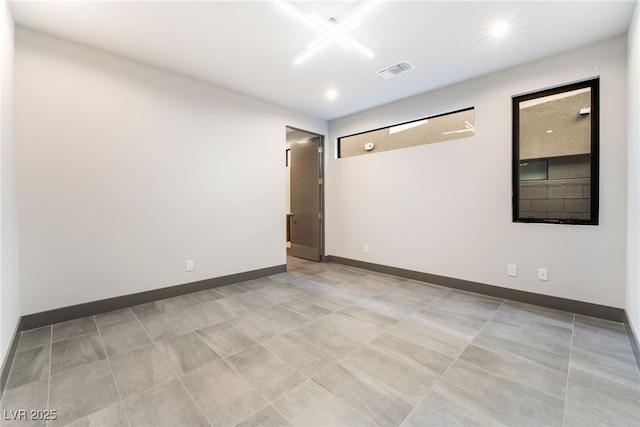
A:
338 108 474 158
519 88 591 160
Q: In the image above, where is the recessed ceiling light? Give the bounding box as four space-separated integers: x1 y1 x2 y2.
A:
490 21 509 37
326 89 338 100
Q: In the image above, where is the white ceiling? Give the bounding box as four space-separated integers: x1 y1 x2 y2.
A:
9 0 636 120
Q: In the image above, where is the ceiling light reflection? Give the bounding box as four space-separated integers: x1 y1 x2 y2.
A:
490 21 509 37
389 119 428 134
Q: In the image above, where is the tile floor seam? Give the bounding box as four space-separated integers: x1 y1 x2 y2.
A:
259 281 392 425
338 354 427 408
215 344 270 399
233 403 293 427
99 319 138 334
204 329 290 419
160 295 202 332
403 397 471 427
568 365 640 401
354 291 425 320
506 300 575 318
568 385 640 426
284 330 361 380
94 315 133 427
181 354 274 427
412 299 508 423
470 334 572 378
423 296 504 323
268 404 296 427
561 313 576 427
132 315 213 427
398 404 423 427
255 378 318 427
217 357 275 415
202 320 258 359
260 339 328 382
8 258 639 427
443 351 568 400
421 287 454 308
438 376 554 426
568 360 640 385
439 298 573 426
571 343 640 369
316 262 636 421
230 294 277 313
488 315 571 341
224 343 305 405
307 376 382 427
302 305 423 426
342 310 438 376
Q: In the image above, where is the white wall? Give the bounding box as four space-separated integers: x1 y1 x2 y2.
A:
15 28 326 315
327 35 628 308
0 0 20 366
627 1 639 336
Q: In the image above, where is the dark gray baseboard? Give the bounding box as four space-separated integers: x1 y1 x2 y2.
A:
0 317 24 400
624 311 640 372
1 264 285 398
21 264 286 331
328 256 640 371
327 255 625 322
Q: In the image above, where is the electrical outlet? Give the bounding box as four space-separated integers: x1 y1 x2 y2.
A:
364 245 370 254
186 260 194 272
507 264 517 277
538 268 548 281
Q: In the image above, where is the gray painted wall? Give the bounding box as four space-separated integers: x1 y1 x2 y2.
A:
8 9 639 351
15 27 326 315
627 2 640 342
327 35 628 309
0 0 20 367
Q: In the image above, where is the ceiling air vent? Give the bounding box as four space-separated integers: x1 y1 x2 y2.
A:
377 61 415 79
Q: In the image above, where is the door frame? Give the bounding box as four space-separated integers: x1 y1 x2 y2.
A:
286 126 325 261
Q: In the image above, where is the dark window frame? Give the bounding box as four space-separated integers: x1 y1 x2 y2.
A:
512 78 600 225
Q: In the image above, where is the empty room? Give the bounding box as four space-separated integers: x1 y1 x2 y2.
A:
1 0 639 426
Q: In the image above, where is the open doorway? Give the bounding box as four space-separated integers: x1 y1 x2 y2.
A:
286 126 324 262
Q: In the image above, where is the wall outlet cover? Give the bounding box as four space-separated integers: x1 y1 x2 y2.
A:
538 268 548 281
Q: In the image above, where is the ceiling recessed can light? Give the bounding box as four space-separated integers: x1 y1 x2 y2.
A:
326 89 338 100
490 21 508 37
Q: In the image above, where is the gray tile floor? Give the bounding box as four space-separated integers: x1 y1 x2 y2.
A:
2 257 639 426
